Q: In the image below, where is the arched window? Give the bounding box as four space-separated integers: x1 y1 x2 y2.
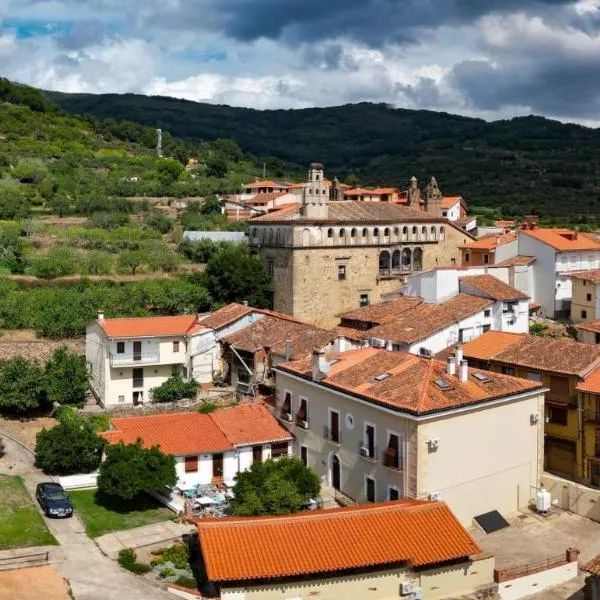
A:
379 251 391 273
362 228 369 237
314 228 322 245
393 227 400 237
350 228 357 238
327 228 334 238
374 227 380 237
412 226 418 238
430 226 436 240
401 248 412 270
402 226 408 240
421 226 427 238
392 249 401 270
339 228 346 238
384 227 390 237
302 228 311 247
413 247 423 270
440 226 445 240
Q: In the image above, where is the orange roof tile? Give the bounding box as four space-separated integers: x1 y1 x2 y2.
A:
339 296 423 324
98 315 200 338
371 187 398 194
100 405 291 455
243 180 288 189
575 319 600 334
459 274 529 301
366 294 493 345
198 303 254 330
460 232 517 251
494 220 515 228
461 331 600 377
577 367 600 394
196 500 481 583
493 255 536 267
583 554 600 576
441 196 463 209
519 228 600 251
277 347 541 416
570 270 600 284
344 187 375 196
245 191 289 205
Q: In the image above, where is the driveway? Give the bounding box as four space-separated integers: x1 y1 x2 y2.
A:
0 434 173 600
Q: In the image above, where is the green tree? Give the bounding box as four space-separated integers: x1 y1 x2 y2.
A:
0 357 46 414
45 346 89 406
118 250 146 274
48 194 71 217
151 376 198 403
157 158 184 185
205 157 227 178
13 158 48 184
144 211 172 234
0 181 29 219
202 246 271 308
200 195 222 216
31 246 78 279
35 415 104 475
231 458 320 516
98 441 177 500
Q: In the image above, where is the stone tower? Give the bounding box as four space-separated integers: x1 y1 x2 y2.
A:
407 176 421 208
329 177 344 202
424 176 443 216
302 163 329 219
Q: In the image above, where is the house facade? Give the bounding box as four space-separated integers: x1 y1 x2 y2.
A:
461 331 600 483
460 232 518 267
100 405 293 489
272 347 545 525
248 164 475 328
571 271 600 324
194 500 495 600
518 227 600 317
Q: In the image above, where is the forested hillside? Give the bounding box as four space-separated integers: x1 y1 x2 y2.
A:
49 90 600 217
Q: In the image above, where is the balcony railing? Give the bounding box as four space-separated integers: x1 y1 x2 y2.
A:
110 352 160 366
378 266 422 277
324 426 341 445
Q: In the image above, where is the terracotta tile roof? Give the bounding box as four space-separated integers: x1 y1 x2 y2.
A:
198 303 254 330
277 347 541 416
336 325 371 341
98 315 200 338
583 554 600 576
339 296 423 324
249 201 443 224
519 228 600 251
494 220 515 228
344 187 374 196
493 255 536 267
367 295 493 345
371 187 398 194
460 232 517 251
245 192 288 205
244 180 288 189
577 367 600 394
461 331 600 377
196 500 481 583
100 405 291 455
441 196 463 209
222 315 336 360
575 320 600 334
459 274 529 301
570 270 600 284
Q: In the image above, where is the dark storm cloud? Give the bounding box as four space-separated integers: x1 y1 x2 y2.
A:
450 53 600 118
207 0 577 46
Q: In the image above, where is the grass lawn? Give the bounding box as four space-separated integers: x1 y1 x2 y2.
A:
0 475 57 550
69 489 173 538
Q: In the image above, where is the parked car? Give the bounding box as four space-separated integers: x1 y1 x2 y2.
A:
36 482 73 518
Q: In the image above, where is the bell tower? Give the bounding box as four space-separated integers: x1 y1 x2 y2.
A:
302 163 329 219
425 176 443 216
407 176 421 208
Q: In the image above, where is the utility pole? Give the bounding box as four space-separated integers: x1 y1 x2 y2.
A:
156 128 163 158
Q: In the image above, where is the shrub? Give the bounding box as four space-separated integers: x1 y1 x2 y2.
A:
151 376 198 403
162 543 189 569
44 346 89 406
118 548 151 574
197 401 218 414
0 356 47 414
30 247 78 279
129 563 152 575
173 576 197 590
144 212 172 234
159 567 176 579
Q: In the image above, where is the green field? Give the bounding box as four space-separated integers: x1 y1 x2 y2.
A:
69 489 173 538
0 475 57 550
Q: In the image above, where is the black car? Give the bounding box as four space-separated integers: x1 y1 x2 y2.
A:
36 482 73 518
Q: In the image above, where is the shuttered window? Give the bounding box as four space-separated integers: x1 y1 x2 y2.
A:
296 398 307 421
185 455 198 472
384 434 400 470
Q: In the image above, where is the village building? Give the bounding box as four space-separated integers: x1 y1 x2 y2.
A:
459 331 600 483
100 405 292 489
193 500 495 600
571 270 600 324
272 346 545 525
460 232 518 267
577 320 600 345
239 180 290 201
248 164 475 328
517 227 600 318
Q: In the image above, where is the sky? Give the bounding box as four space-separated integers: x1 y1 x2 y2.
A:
2 0 600 125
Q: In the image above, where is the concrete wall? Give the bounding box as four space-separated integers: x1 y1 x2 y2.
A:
275 369 544 525
540 472 600 522
86 322 106 404
221 556 496 600
495 239 519 264
579 329 598 345
497 560 578 600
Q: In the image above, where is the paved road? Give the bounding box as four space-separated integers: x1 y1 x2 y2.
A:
0 434 172 600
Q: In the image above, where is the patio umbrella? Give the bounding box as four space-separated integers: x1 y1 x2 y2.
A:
197 496 216 506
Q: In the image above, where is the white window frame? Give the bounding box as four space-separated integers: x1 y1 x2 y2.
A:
297 395 309 424
387 484 400 501
328 408 341 442
281 388 293 411
364 474 376 503
385 428 403 471
363 420 377 458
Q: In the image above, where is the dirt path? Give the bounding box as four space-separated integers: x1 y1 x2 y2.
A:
0 435 172 600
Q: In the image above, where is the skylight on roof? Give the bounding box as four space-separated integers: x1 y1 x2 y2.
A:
472 372 490 382
434 379 451 390
373 372 390 382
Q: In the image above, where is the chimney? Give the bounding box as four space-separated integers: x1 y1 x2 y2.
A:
454 343 463 370
97 310 105 324
447 356 456 376
496 237 500 245
459 359 468 383
243 300 248 306
312 349 330 382
284 340 292 362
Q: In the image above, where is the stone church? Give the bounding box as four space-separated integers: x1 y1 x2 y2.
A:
248 164 474 328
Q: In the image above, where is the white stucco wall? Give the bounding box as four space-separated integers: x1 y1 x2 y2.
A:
497 560 578 600
494 239 519 263
86 323 106 404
